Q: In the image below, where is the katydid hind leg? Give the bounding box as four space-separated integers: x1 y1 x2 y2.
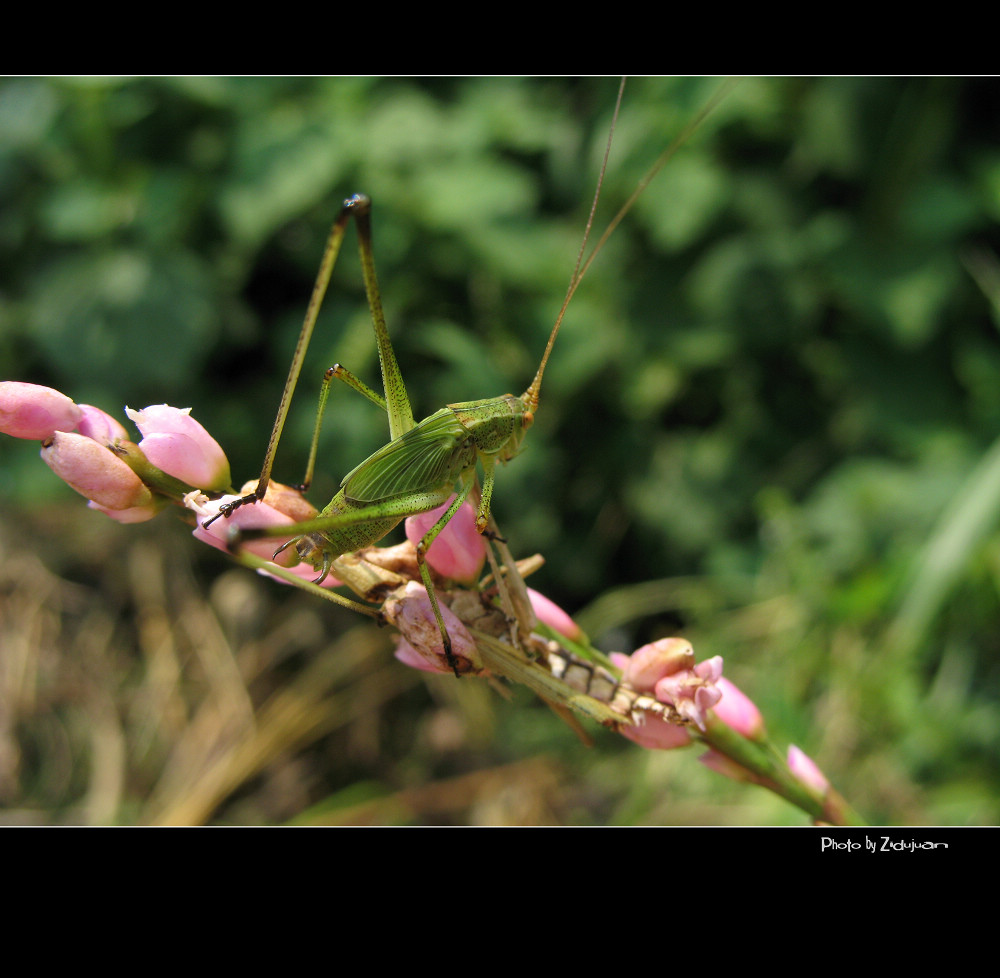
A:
349 196 415 441
204 199 359 528
206 193 414 530
233 484 460 592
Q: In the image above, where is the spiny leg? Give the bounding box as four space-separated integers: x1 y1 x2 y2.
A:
206 203 356 526
206 194 414 530
350 196 414 442
233 485 455 586
483 515 537 654
474 456 497 533
412 474 480 677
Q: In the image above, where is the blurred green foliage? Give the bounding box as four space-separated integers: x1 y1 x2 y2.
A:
2 77 1000 825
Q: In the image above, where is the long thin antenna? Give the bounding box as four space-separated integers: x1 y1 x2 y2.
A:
524 77 626 411
524 77 738 411
575 78 738 289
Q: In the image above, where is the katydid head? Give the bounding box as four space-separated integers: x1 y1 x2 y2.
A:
449 394 533 464
503 397 534 462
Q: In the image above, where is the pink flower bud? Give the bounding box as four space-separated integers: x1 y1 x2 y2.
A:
405 495 486 584
608 652 631 672
1 382 82 440
787 745 830 794
76 404 129 445
713 677 764 740
88 500 162 523
654 655 723 731
613 641 725 746
618 637 696 691
41 431 153 510
185 492 342 587
394 637 448 674
618 716 693 751
527 588 582 640
384 581 478 674
126 405 231 491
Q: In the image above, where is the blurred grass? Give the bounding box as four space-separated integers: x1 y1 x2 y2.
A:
2 77 1000 824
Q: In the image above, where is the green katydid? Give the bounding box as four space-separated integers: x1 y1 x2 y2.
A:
206 79 735 675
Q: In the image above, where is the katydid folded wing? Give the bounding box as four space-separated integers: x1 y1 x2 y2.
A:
341 409 478 504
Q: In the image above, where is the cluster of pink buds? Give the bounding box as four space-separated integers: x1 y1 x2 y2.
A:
609 634 830 789
396 496 584 670
394 495 731 745
610 638 726 745
1 382 335 571
387 516 739 749
1 382 231 521
3 384 833 799
385 534 833 795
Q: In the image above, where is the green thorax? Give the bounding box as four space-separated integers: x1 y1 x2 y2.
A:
447 392 533 461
